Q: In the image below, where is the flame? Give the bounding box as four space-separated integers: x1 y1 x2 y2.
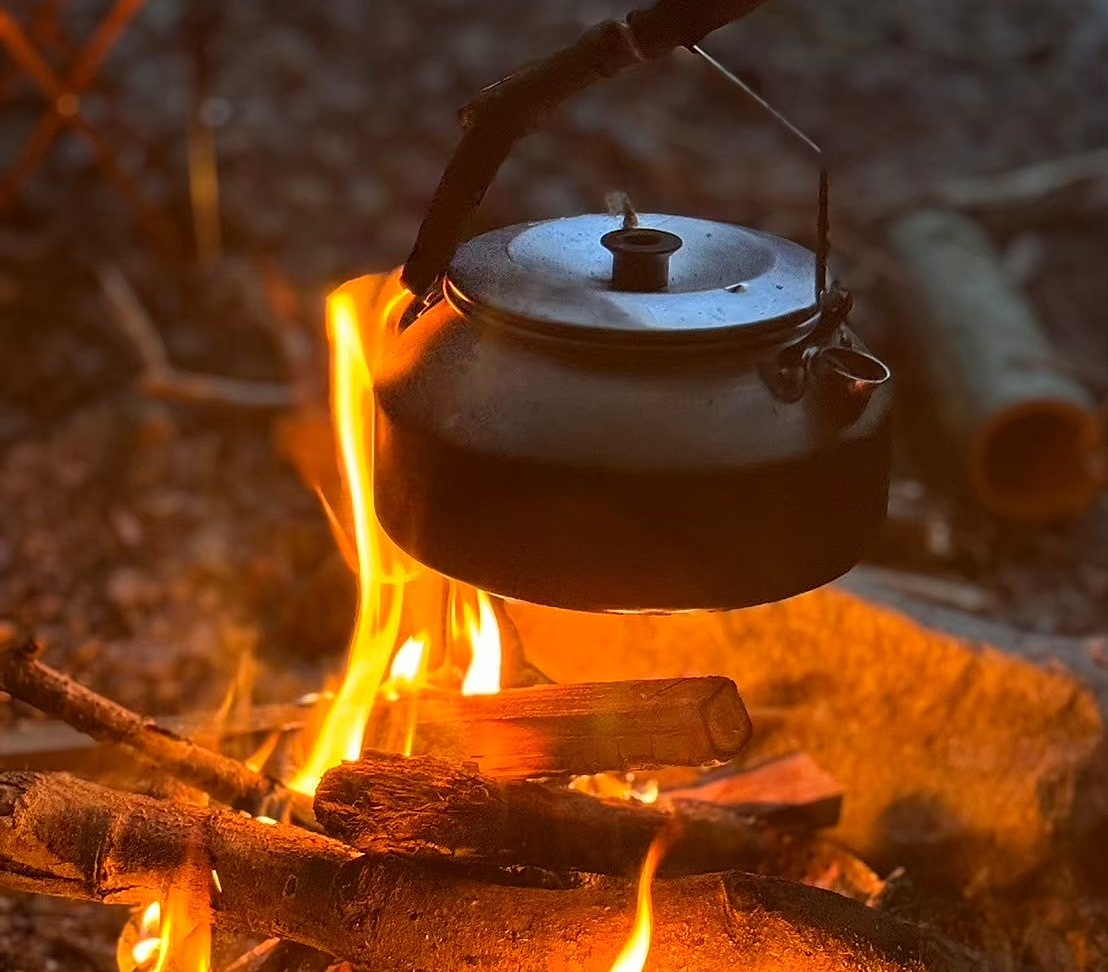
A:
384 634 427 755
290 275 503 794
570 773 660 805
129 902 162 969
120 889 211 972
608 831 673 972
388 634 427 685
288 291 407 795
461 590 502 696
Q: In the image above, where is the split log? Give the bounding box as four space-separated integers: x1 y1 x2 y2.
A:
365 675 751 778
0 627 314 826
315 751 813 877
0 771 985 972
662 751 844 830
889 209 1104 520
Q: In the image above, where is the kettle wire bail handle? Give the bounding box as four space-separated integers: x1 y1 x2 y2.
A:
689 44 830 303
399 0 774 300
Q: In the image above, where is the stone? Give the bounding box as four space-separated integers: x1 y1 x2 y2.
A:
507 579 1104 891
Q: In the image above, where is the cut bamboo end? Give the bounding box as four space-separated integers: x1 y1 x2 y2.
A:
970 398 1105 521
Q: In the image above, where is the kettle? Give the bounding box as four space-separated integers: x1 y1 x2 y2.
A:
370 0 892 612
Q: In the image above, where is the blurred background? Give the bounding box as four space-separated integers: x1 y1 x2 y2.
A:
0 0 1105 668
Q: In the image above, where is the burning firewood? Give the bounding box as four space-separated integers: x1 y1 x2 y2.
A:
0 626 315 827
367 675 752 778
661 751 845 830
314 750 834 877
0 771 985 972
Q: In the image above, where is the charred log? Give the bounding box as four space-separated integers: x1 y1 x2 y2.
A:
0 771 984 972
315 750 817 877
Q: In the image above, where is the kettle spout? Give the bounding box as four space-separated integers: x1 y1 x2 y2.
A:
813 345 891 424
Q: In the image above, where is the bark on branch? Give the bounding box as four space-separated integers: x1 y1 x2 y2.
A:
315 750 821 877
0 627 314 826
0 771 983 972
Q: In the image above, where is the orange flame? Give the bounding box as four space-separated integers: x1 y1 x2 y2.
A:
461 590 502 696
384 634 427 755
388 634 427 689
120 889 211 972
291 276 502 794
289 290 409 795
608 830 673 972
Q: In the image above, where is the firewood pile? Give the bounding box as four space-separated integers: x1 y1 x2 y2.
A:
0 621 1014 972
3 587 1106 972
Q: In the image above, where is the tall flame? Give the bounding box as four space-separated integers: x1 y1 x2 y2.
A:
120 888 211 972
289 290 405 795
461 590 502 696
608 831 673 972
118 272 504 972
290 276 502 795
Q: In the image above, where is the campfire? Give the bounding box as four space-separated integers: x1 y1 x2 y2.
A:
0 271 892 972
1 1 1105 971
0 264 999 972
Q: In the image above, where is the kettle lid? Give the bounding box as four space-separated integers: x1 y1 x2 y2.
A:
445 213 818 337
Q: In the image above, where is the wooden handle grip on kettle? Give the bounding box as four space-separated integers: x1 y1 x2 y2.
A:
400 0 774 298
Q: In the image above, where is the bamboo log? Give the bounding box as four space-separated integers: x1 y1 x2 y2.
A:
0 627 314 826
889 209 1104 520
315 751 809 877
0 771 982 972
365 676 751 778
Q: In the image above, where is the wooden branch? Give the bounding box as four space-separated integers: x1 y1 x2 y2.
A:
0 627 314 826
889 210 1103 521
933 148 1108 211
98 264 296 411
365 676 751 778
315 750 810 877
0 701 309 771
0 771 982 972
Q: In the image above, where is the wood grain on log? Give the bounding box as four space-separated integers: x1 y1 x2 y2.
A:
315 751 807 877
0 771 983 972
365 676 751 778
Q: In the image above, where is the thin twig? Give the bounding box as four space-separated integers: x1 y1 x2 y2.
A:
934 148 1108 210
98 264 296 411
0 624 316 828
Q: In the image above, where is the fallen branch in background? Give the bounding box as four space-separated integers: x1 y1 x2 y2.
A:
933 148 1108 211
0 625 315 826
98 264 297 410
0 771 983 972
889 209 1104 521
315 749 837 877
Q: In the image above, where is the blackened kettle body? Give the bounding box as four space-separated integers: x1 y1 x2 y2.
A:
372 213 892 612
